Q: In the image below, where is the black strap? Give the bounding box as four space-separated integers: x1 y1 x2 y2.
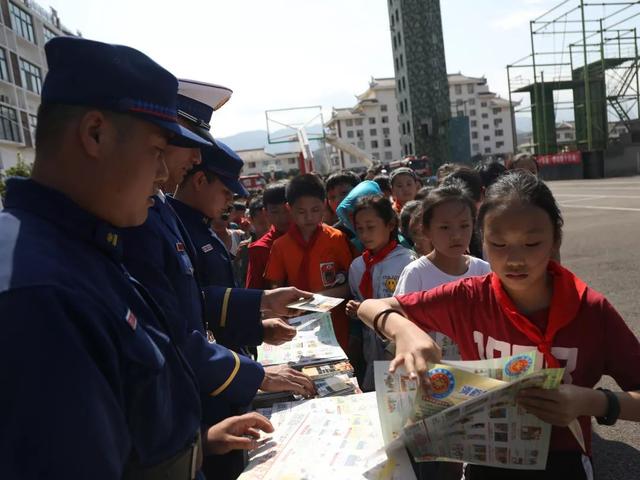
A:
372 308 404 340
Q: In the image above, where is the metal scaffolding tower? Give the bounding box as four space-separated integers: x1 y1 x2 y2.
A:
507 0 640 155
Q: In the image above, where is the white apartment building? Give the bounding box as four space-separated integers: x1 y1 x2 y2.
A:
237 148 299 177
448 73 516 157
0 0 74 171
326 77 402 171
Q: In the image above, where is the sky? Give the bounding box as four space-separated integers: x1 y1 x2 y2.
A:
44 0 570 137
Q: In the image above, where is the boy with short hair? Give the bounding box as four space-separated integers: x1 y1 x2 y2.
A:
265 173 353 349
325 170 360 225
245 181 290 289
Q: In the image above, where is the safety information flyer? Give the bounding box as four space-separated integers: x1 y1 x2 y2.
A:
239 393 416 480
257 312 347 367
287 294 345 313
375 351 567 469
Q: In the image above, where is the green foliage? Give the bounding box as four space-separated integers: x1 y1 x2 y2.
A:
0 156 32 200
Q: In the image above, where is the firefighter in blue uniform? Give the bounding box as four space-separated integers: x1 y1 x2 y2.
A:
0 37 273 480
171 140 297 352
120 78 315 478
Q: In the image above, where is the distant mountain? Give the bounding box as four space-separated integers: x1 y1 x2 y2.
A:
219 125 324 154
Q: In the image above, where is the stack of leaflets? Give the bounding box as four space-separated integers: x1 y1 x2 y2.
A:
315 374 356 397
240 393 416 480
375 351 576 470
301 360 354 380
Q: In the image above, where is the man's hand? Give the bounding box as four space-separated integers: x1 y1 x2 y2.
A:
204 412 274 455
262 318 296 346
517 384 601 427
261 287 313 317
261 365 316 398
345 300 361 318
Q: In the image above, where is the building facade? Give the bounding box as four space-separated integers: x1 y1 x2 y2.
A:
448 73 516 157
0 0 73 171
237 148 300 177
388 0 450 163
325 77 402 171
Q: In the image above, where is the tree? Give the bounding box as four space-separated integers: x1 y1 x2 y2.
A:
0 156 32 200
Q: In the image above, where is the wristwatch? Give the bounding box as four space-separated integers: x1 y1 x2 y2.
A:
595 388 620 426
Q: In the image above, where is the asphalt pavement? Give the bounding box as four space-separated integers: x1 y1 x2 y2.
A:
549 176 640 479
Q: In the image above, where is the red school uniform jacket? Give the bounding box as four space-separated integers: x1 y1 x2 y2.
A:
396 273 640 456
245 226 284 289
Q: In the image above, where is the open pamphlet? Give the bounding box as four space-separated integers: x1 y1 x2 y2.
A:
257 312 347 367
375 351 576 470
239 393 416 480
286 293 345 313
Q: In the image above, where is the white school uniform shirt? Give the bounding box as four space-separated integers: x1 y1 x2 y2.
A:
393 255 491 360
349 244 416 391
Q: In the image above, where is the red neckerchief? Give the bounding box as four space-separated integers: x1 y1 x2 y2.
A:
288 223 322 290
491 261 588 367
359 240 398 299
392 198 403 213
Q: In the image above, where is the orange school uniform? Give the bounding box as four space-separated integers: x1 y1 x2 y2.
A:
265 223 353 349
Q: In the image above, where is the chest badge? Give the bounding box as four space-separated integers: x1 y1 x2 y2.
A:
176 242 185 252
202 243 213 253
125 309 137 331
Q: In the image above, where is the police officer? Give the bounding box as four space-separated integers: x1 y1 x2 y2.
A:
0 37 273 480
172 142 297 351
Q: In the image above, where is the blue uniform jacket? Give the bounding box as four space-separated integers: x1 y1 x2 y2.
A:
0 179 201 479
120 193 263 425
169 197 264 350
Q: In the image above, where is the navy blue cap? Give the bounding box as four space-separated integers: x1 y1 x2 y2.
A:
42 37 210 148
201 141 248 196
177 79 232 143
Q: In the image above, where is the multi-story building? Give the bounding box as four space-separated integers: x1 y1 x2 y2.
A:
388 0 450 162
0 0 73 171
448 73 516 158
326 77 401 171
237 148 300 177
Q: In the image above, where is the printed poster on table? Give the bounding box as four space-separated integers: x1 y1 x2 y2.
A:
257 312 347 367
239 393 416 480
375 351 567 470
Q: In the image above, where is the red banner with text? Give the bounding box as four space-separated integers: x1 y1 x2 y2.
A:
536 151 582 167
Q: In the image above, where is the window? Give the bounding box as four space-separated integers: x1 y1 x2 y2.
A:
403 99 408 113
369 128 377 136
288 158 296 164
371 140 378 149
482 124 489 130
397 79 402 92
483 135 490 141
372 152 380 160
43 26 57 44
382 127 390 136
356 129 363 137
406 121 411 134
248 161 256 169
493 107 501 115
495 129 504 137
467 84 474 94
10 3 36 43
394 56 399 70
400 54 404 68
397 31 402 46
357 140 365 149
472 143 479 151
395 10 399 22
454 85 462 95
346 119 353 127
402 123 406 135
484 147 491 153
380 104 388 112
456 99 463 106
564 133 572 139
457 111 464 117
384 151 393 160
381 116 388 124
368 117 376 125
349 155 356 164
494 118 502 126
347 130 354 138
0 105 20 142
481 113 488 119
469 109 476 116
469 99 476 106
0 48 9 81
471 132 478 139
480 102 487 107
496 141 504 148
401 77 406 91
19 58 42 94
355 118 363 126
28 113 36 137
384 139 391 147
470 120 477 127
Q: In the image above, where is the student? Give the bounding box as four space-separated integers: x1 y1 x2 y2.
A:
373 174 392 199
510 153 540 176
399 200 422 247
395 182 490 360
325 170 360 225
265 173 353 349
475 160 507 190
358 170 640 479
435 162 460 185
390 167 419 212
248 197 270 240
406 202 433 257
345 195 415 390
246 181 291 289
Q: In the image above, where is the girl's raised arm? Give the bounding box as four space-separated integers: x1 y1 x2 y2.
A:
357 298 442 380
